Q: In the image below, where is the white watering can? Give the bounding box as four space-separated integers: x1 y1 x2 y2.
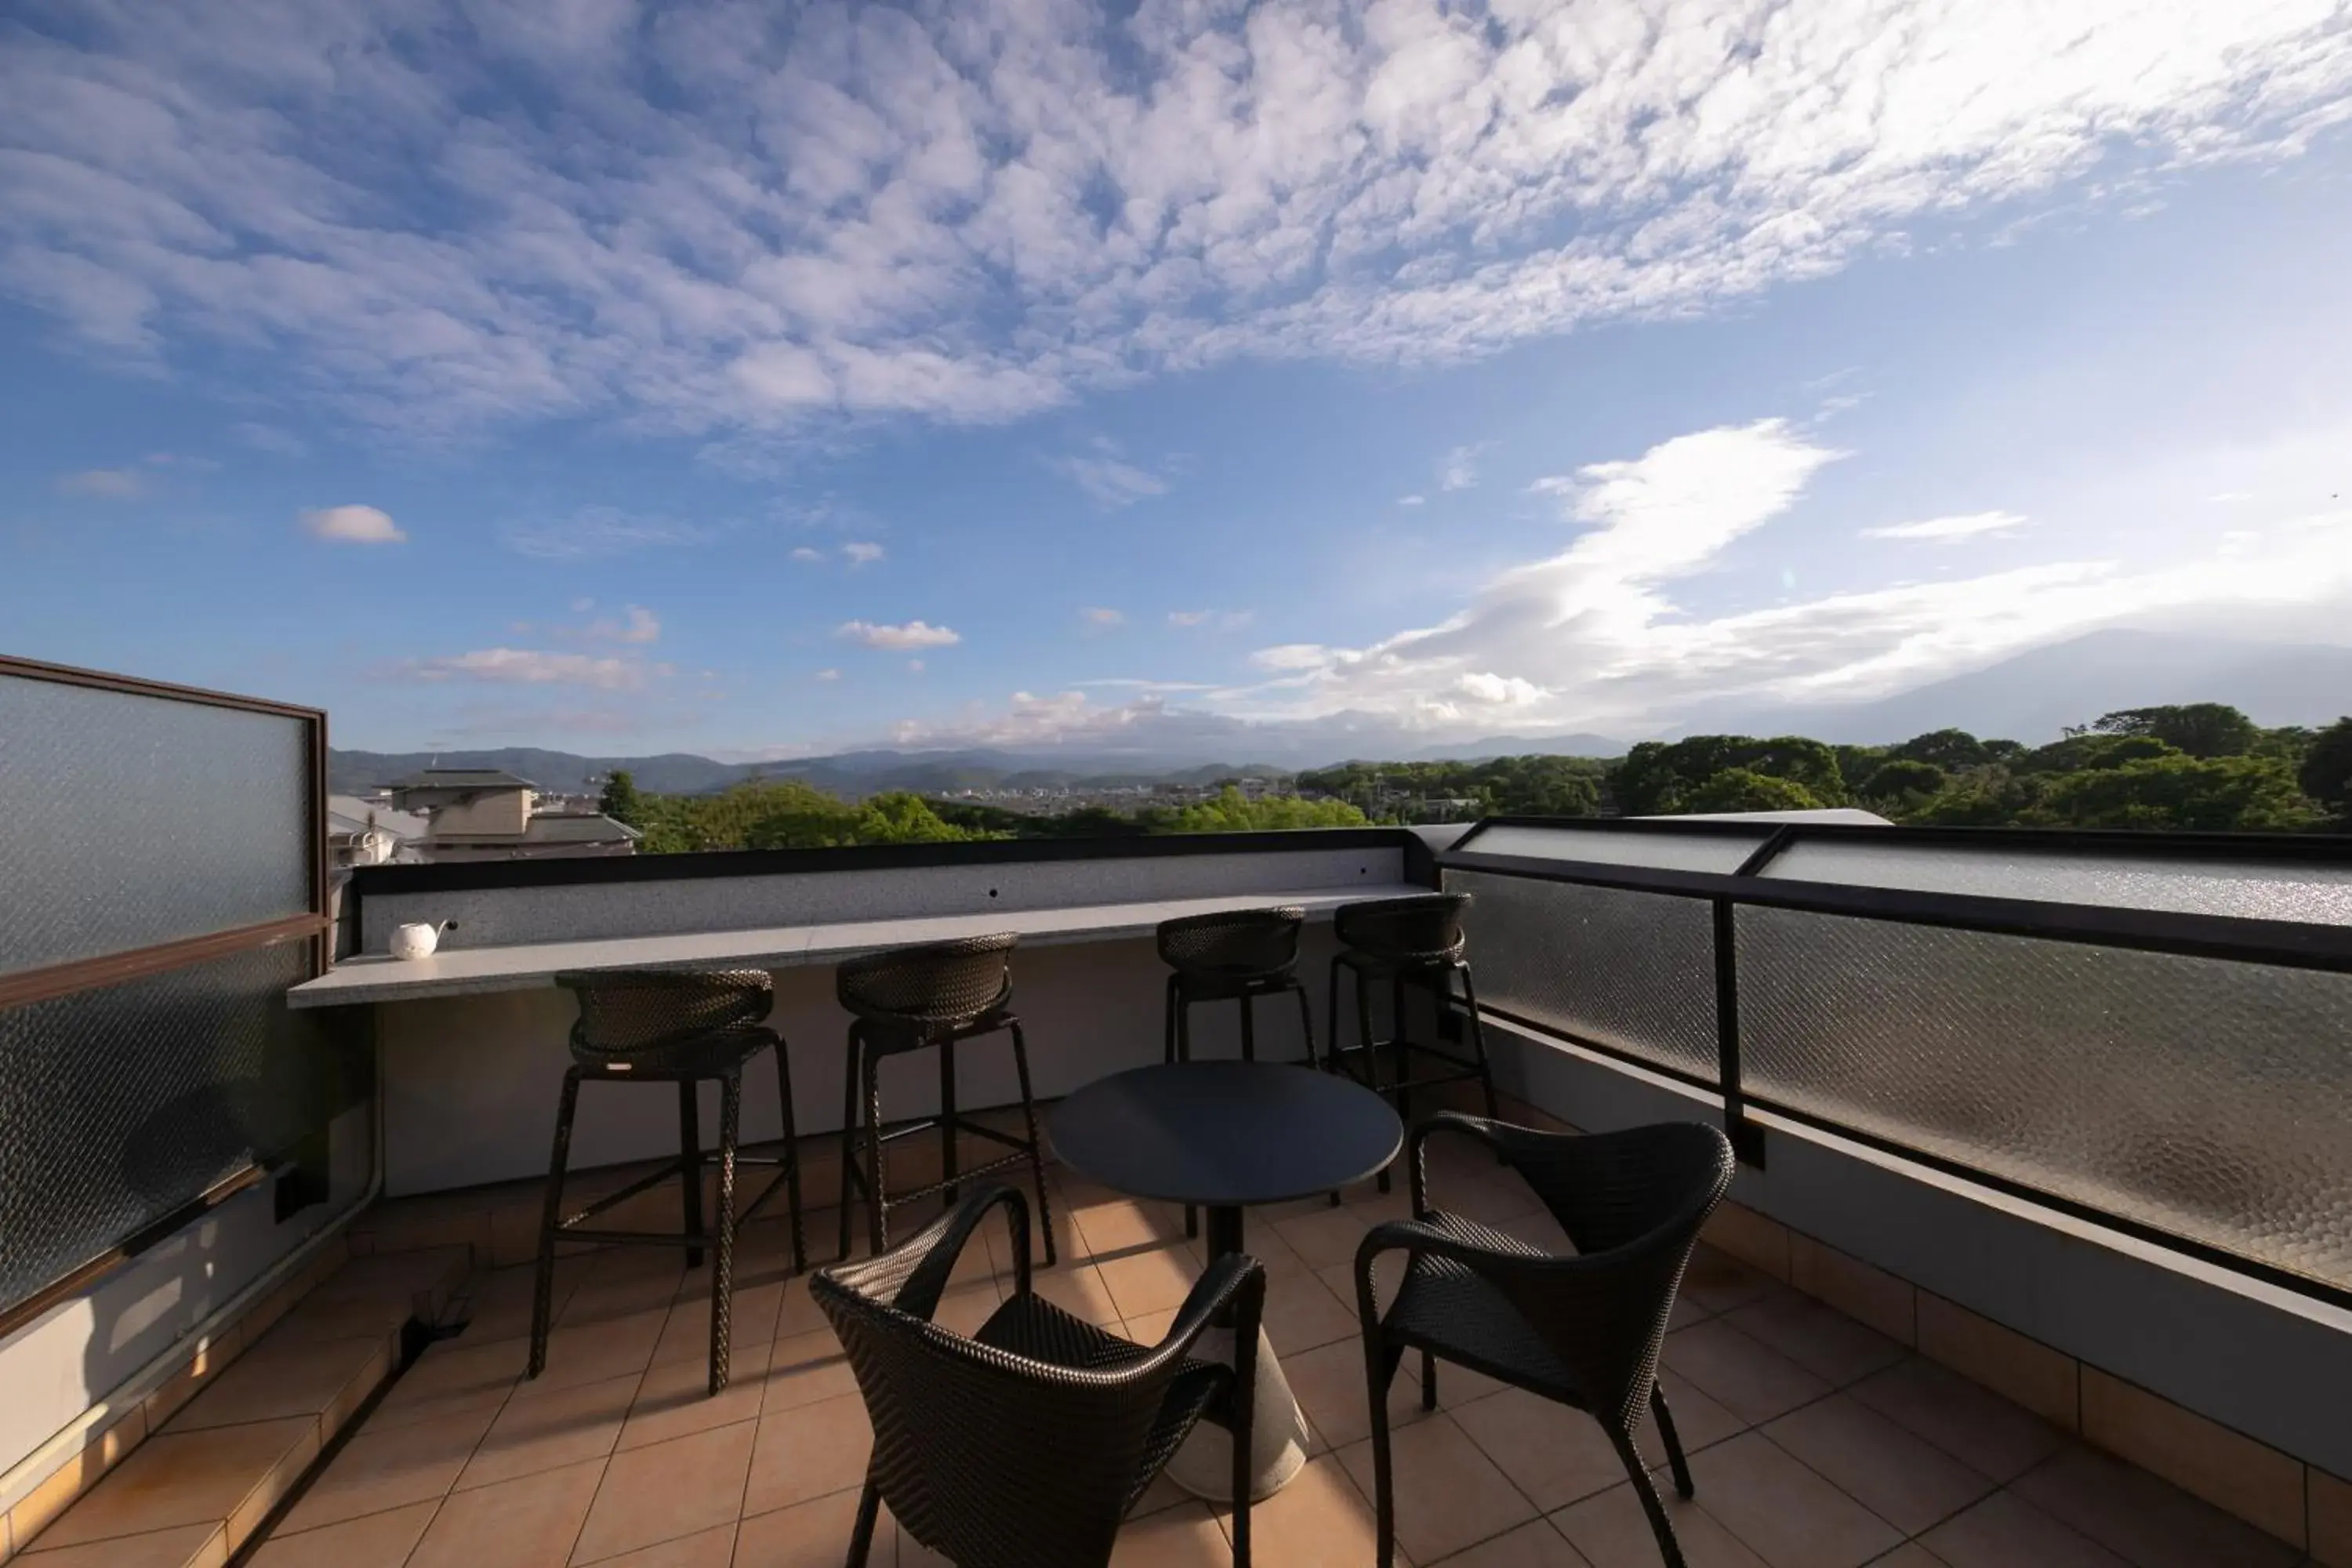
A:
388 920 456 960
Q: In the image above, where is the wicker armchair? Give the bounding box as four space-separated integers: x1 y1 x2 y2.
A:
814 1183 1268 1568
1354 1116 1733 1568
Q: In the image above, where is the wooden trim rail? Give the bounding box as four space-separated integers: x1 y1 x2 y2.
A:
0 914 332 1012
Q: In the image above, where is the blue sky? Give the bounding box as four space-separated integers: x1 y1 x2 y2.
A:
3 1 2350 759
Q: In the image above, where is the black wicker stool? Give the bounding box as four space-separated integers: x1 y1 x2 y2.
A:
836 933 1057 1266
528 968 807 1397
1158 906 1316 1238
1325 893 1498 1191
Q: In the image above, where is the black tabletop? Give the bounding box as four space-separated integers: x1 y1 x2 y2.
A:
1050 1061 1403 1209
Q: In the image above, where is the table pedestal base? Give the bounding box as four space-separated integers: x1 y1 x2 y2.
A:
1161 1323 1309 1503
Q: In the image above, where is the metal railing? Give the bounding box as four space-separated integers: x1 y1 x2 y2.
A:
1439 816 2352 1312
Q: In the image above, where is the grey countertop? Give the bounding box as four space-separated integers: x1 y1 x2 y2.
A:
288 883 1425 1008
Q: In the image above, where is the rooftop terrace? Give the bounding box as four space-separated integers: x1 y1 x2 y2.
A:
4 655 2350 1567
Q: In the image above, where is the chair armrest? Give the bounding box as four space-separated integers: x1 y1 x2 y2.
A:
826 1182 1028 1323
1407 1110 1577 1218
1149 1252 1267 1363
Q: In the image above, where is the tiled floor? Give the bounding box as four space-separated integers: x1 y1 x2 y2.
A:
243 1149 2307 1567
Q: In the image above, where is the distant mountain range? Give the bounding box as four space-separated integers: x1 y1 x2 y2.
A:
329 630 2352 796
1693 630 2352 744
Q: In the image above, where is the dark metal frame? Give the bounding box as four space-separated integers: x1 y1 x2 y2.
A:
1437 815 2352 1314
0 655 332 1339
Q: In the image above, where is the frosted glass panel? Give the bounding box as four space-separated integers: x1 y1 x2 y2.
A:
1761 840 2352 926
0 674 312 975
1737 906 2352 1293
1457 823 1766 875
0 942 323 1308
1448 868 1719 1082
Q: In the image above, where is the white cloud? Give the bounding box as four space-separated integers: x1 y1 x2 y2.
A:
1051 441 1169 508
1862 510 2029 541
4 5 2345 441
837 619 961 650
842 541 884 566
230 421 305 456
56 467 147 499
1397 494 1426 507
790 546 825 563
814 667 840 681
502 507 710 558
300 503 405 543
395 648 656 690
1440 444 1490 492
1454 671 1547 706
1169 608 1252 630
1080 606 1124 626
610 605 659 644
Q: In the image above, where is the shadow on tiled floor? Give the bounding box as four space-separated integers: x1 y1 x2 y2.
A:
240 1150 2302 1568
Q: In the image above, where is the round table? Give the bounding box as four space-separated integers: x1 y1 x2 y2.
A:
1050 1060 1403 1501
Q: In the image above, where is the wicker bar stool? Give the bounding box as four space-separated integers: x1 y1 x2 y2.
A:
528 968 806 1397
1158 906 1316 1238
1326 893 1498 1191
836 933 1057 1266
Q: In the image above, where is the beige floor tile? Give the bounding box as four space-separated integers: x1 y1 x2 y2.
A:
617 1341 771 1453
1210 1454 1385 1568
1273 1207 1377 1270
1861 1547 1947 1566
19 1521 226 1567
2077 1368 2303 1548
524 1310 667 1396
571 1420 757 1564
1250 1261 1358 1350
1721 1297 1906 1389
36 1420 318 1548
1027 1261 1124 1326
1646 1370 1748 1457
459 1372 640 1491
1918 1490 2129 1567
1317 1252 1405 1319
1342 1181 1418 1228
1124 1308 1180 1344
2009 1446 2302 1568
1788 1237 1915 1348
372 1334 529 1426
247 1500 438 1567
733 1490 862 1566
1916 1297 2078 1432
1432 1518 1595 1566
1070 1195 1189 1259
1669 1294 1715 1332
1108 1501 1232 1567
412 1457 605 1567
1452 1388 1647 1513
577 1522 735 1566
1681 1248 1785 1317
1336 1413 1539 1564
1762 1393 1994 1536
1552 1479 1769 1568
774 1276 829 1341
742 1392 871 1518
1662 1323 1831 1426
277 1405 492 1534
759 1329 859 1417
647 1294 731 1370
1680 1431 1900 1568
1283 1337 1428 1453
1098 1244 1204 1320
170 1326 383 1439
1847 1359 2065 1484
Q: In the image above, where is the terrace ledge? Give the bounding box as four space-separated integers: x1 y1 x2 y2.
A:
289 882 1426 1008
